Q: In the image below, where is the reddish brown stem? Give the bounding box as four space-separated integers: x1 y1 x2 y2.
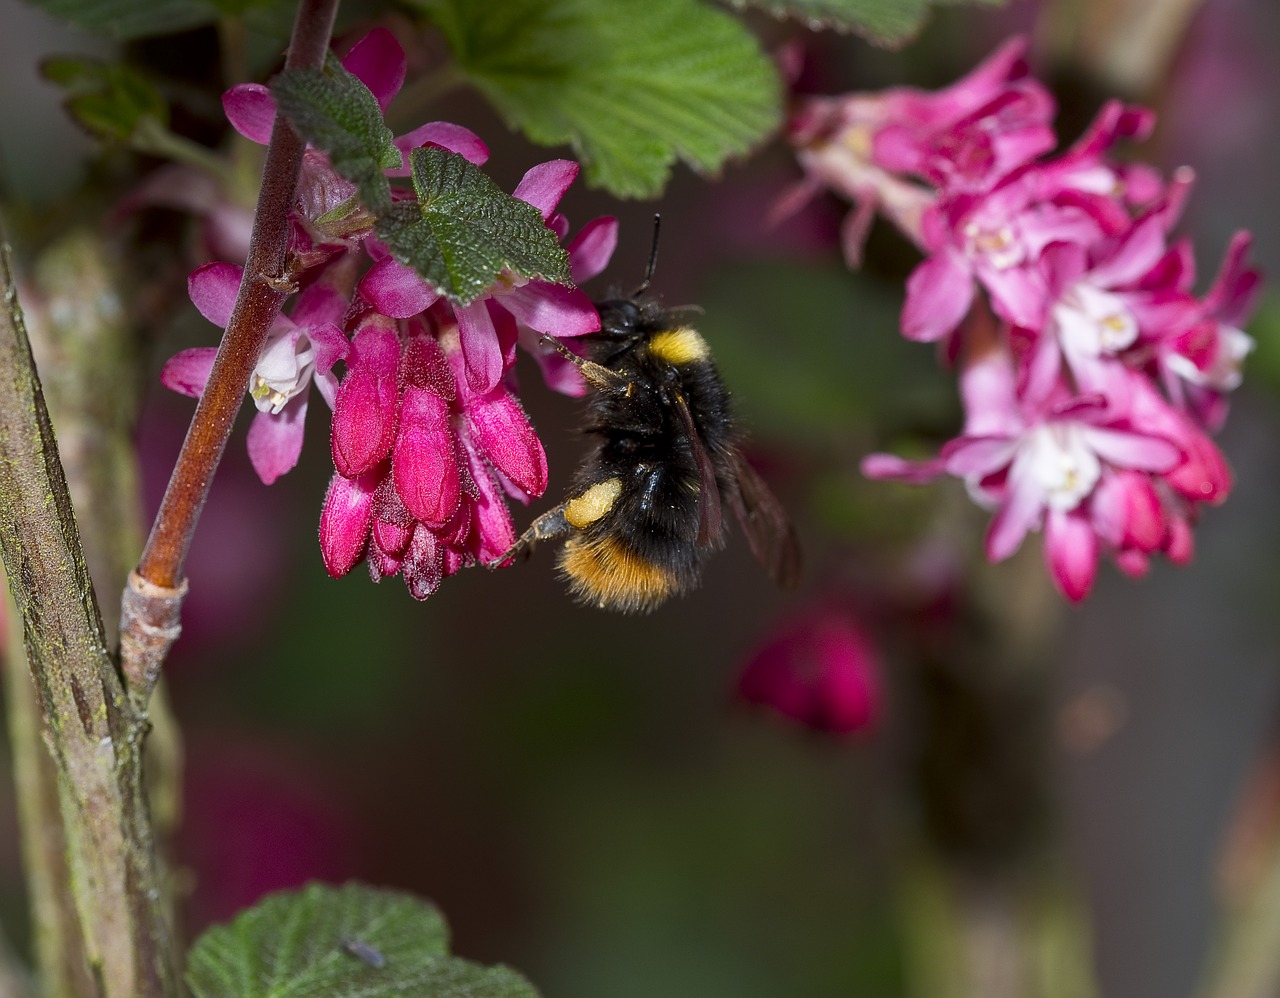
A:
135 0 340 592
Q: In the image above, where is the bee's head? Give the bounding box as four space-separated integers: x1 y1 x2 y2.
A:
595 296 645 337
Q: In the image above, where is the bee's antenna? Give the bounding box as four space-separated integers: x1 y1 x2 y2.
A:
632 213 661 297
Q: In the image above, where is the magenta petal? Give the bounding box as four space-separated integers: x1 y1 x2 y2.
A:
1081 427 1180 473
456 300 505 393
902 252 973 342
359 256 440 318
465 389 548 498
1045 508 1098 601
986 468 1043 562
460 436 516 561
160 348 218 397
341 28 405 111
247 397 307 485
393 387 462 527
500 284 601 337
290 278 350 329
860 452 946 484
331 322 400 477
567 216 618 283
402 525 443 600
392 121 489 174
943 436 1019 478
306 322 349 375
222 83 276 144
513 160 579 220
189 261 245 328
319 468 379 577
520 327 587 397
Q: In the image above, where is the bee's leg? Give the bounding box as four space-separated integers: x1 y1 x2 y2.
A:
539 334 632 395
488 504 572 569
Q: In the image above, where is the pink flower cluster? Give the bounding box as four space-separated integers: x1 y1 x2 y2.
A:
787 38 1261 600
162 28 616 599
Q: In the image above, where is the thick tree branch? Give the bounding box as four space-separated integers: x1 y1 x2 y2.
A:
0 230 175 994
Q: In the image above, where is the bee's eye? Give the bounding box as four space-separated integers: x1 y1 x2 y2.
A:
598 299 641 333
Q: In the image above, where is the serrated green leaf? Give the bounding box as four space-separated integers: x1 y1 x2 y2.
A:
726 0 1004 45
412 0 781 199
375 147 571 305
186 882 546 998
272 60 399 214
43 57 168 141
26 0 221 39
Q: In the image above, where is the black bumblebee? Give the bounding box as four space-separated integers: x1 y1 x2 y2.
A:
495 223 801 612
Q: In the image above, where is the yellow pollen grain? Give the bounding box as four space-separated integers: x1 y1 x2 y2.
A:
564 478 623 528
649 327 710 366
559 535 677 612
841 125 872 159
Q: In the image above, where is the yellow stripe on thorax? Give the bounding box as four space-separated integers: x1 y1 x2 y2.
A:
648 327 709 366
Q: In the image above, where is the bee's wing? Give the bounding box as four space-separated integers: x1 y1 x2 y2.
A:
728 451 802 589
673 392 722 546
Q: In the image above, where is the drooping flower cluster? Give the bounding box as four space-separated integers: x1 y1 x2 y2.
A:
162 28 617 599
786 37 1261 600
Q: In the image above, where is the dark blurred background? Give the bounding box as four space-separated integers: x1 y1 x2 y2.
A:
2 0 1280 995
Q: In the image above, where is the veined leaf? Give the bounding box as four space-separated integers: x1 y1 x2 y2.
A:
186 881 542 998
375 147 571 305
726 0 1006 46
413 0 781 199
272 58 399 213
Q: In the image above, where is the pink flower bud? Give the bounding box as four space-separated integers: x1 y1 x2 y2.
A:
737 610 882 735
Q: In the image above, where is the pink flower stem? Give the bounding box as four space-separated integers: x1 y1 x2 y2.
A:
125 0 341 700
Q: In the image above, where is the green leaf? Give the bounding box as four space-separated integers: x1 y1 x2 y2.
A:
375 147 571 305
43 57 168 142
413 0 782 198
26 0 220 38
272 59 400 214
186 882 542 998
725 0 1004 45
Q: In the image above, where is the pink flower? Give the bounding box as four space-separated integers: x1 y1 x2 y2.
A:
357 159 607 394
1156 231 1261 429
797 37 1261 600
737 609 882 735
161 260 351 484
864 350 1184 601
785 37 1053 264
319 310 548 599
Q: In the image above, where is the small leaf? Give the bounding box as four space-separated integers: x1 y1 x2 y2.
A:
726 0 1005 45
42 57 168 142
186 882 542 998
412 0 781 199
272 59 399 214
26 0 220 38
374 147 570 306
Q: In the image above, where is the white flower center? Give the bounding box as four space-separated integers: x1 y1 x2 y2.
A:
1020 423 1101 511
1053 282 1137 357
963 219 1024 270
249 330 315 414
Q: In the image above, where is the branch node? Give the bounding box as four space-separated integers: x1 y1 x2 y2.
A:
119 571 188 708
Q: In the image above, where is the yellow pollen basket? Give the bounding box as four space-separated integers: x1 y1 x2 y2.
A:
564 478 623 528
648 327 710 366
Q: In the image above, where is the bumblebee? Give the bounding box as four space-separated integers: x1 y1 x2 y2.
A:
496 225 801 612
